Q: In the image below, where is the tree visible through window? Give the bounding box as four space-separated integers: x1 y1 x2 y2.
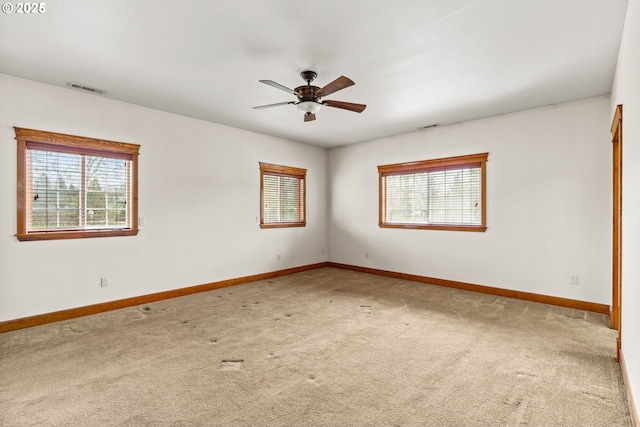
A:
260 163 306 228
15 127 140 241
378 153 488 231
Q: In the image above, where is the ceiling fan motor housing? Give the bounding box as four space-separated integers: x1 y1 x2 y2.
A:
295 85 321 101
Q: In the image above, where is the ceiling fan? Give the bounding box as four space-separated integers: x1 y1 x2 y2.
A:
253 71 366 122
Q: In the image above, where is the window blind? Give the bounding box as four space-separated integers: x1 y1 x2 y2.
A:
383 168 482 225
26 148 132 231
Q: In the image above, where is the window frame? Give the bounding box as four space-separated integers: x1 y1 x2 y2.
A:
259 162 306 229
378 153 488 232
15 127 140 241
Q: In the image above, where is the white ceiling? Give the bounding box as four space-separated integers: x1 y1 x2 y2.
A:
0 0 629 148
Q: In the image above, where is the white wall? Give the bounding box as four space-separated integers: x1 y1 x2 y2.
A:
329 96 612 304
611 0 640 417
0 74 328 322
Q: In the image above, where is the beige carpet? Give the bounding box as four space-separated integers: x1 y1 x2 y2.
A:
0 267 631 426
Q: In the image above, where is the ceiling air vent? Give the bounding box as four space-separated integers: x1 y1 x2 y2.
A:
67 82 106 95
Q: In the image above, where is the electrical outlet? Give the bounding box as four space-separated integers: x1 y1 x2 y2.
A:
365 252 369 258
138 217 145 227
276 254 281 261
100 277 109 288
570 276 579 285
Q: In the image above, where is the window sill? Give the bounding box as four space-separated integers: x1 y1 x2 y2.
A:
17 228 138 241
260 222 306 229
379 223 487 232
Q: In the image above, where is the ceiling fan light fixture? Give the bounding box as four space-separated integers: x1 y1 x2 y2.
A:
297 101 322 114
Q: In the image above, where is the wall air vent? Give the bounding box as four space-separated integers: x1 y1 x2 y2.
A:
67 82 106 95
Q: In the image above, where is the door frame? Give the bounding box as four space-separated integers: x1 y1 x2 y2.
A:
610 104 622 361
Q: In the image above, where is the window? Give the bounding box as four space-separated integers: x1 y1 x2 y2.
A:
15 127 140 241
378 153 488 231
260 162 306 228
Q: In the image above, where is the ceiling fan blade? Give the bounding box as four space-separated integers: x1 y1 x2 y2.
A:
323 100 367 113
304 113 316 122
316 76 355 98
252 101 295 110
259 80 298 95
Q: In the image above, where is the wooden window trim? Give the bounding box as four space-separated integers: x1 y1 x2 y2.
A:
15 127 140 241
378 153 488 232
259 162 306 229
